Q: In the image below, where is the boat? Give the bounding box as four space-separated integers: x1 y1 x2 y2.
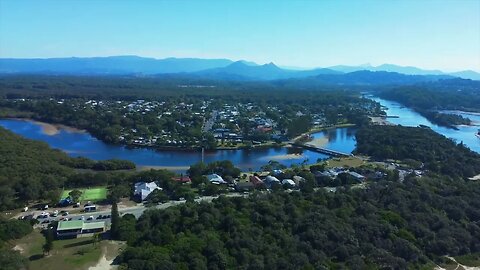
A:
476 129 480 139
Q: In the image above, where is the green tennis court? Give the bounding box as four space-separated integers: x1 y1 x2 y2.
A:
61 187 108 202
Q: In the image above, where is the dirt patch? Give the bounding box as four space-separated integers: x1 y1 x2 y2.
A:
13 245 24 254
88 253 115 270
262 154 304 161
369 116 394 126
307 137 329 148
88 241 125 270
137 165 190 171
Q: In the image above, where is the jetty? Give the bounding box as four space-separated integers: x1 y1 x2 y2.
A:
291 143 352 157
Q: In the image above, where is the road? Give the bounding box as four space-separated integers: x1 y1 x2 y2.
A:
34 193 245 229
202 110 217 133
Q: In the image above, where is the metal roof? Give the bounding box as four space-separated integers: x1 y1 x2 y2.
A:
82 221 105 230
57 220 105 231
57 220 83 231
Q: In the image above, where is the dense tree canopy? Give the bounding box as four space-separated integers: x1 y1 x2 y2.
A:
355 125 480 178
0 218 32 270
0 127 134 210
116 176 480 269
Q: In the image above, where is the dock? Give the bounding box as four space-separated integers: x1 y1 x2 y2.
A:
291 143 352 157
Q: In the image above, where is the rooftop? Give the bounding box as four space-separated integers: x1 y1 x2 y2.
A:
57 220 83 231
57 220 106 231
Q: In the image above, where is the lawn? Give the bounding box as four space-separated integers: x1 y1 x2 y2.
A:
324 156 367 168
61 187 108 202
13 230 125 270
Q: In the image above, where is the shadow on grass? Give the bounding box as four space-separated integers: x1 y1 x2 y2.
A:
29 254 44 261
63 239 94 248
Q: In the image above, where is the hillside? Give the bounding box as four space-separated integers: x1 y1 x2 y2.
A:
0 127 135 210
0 56 234 75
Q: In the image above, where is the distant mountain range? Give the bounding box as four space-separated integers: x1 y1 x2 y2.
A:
0 55 479 81
0 56 234 75
327 64 480 80
195 61 341 80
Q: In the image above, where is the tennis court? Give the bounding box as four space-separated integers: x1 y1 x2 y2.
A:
60 187 108 202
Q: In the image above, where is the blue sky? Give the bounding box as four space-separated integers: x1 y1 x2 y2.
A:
0 0 479 71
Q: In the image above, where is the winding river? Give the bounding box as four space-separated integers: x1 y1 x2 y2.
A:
0 118 357 171
0 96 478 171
370 97 480 153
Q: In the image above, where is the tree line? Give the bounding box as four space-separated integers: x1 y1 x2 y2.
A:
114 175 480 269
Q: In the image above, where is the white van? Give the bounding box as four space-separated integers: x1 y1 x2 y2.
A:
84 205 97 212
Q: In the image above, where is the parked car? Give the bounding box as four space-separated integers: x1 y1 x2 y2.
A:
87 216 94 221
62 211 69 216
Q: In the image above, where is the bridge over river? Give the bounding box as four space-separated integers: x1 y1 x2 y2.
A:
291 143 353 157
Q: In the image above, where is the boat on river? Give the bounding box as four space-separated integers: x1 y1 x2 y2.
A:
476 129 480 139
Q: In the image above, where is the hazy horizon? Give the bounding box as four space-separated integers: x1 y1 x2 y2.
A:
0 0 479 72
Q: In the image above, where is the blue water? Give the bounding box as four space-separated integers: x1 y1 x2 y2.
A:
371 97 480 153
310 127 357 154
0 119 359 171
4 96 475 172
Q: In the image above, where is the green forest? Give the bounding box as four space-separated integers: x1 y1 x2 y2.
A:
0 218 32 270
355 125 480 178
0 127 134 210
115 176 480 269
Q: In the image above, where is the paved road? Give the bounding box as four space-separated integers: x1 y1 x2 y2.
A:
35 193 245 229
202 110 217 133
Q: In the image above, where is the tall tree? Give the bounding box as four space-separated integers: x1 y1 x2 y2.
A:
68 189 82 203
42 229 54 256
110 201 120 239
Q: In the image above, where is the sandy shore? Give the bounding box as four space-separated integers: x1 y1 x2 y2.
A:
138 165 191 171
10 118 86 135
307 137 329 148
260 153 305 161
369 116 394 126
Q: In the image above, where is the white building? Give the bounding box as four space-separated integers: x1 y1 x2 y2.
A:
282 179 296 187
134 182 162 200
206 174 226 184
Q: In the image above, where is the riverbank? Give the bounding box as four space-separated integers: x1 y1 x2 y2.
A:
369 116 394 126
2 117 86 135
0 118 355 170
291 123 356 143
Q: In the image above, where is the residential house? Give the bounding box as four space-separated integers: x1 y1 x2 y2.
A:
134 181 162 201
207 174 226 184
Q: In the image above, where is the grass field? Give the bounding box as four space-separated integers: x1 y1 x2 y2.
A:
61 187 108 202
12 230 124 270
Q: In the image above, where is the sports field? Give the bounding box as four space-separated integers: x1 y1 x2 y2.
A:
61 187 108 202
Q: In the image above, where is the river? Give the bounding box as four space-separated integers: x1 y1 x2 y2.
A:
0 118 358 171
1 96 478 171
370 97 480 153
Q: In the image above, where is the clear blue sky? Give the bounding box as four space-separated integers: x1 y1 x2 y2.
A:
0 0 479 71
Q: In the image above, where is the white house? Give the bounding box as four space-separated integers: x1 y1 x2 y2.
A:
281 179 296 187
206 174 226 184
264 176 280 188
134 182 162 200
